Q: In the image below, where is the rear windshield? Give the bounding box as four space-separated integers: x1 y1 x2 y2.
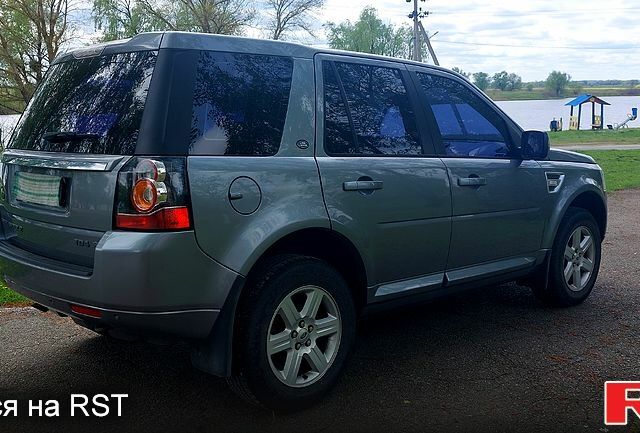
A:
9 51 157 154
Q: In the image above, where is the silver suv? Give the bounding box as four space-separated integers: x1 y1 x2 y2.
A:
0 32 607 410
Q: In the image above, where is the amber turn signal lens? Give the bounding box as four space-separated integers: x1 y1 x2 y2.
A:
131 178 158 213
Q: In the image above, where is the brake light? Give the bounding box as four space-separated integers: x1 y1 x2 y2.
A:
115 157 191 231
116 206 190 230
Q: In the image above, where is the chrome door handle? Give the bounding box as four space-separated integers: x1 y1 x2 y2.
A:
343 180 384 191
458 177 487 187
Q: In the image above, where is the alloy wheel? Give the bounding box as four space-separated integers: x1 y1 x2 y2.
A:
563 226 596 292
267 285 342 388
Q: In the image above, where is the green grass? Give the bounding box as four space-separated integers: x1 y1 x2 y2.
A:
581 150 640 191
583 87 640 97
549 128 640 145
0 280 28 306
486 89 551 101
486 86 639 101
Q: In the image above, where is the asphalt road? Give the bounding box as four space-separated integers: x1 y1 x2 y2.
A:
1 190 639 433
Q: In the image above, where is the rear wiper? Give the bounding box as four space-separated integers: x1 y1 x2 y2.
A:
41 131 100 143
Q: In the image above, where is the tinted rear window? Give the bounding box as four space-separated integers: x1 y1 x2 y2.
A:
9 51 157 154
189 51 293 156
323 61 421 156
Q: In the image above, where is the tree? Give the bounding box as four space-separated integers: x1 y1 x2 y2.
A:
326 7 420 60
491 71 522 91
472 72 490 90
506 73 522 91
93 0 255 41
265 0 324 41
545 71 571 97
141 0 255 34
451 67 470 79
93 0 164 40
491 71 509 91
0 0 70 111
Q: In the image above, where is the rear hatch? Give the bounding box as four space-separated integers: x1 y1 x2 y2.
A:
0 38 161 270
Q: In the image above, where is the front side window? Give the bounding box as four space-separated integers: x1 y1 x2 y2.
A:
324 61 421 156
190 51 293 156
417 73 511 158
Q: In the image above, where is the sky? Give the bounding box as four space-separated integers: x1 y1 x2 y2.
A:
72 0 640 82
311 0 640 81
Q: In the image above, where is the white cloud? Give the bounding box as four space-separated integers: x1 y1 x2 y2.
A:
66 0 640 81
315 0 640 80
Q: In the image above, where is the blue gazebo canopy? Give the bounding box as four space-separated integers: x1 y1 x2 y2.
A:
565 94 610 106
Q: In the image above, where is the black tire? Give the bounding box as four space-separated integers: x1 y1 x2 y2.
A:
227 255 356 411
534 207 601 307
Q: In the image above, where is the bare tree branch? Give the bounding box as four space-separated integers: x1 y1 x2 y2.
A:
265 0 324 40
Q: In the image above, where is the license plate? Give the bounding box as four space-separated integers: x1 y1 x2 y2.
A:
12 172 62 208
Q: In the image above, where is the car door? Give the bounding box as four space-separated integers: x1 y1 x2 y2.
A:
315 55 452 301
409 68 547 283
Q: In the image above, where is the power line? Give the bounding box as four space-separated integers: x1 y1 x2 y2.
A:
432 7 637 17
433 39 639 50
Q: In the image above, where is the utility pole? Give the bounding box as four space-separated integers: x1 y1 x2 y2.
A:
407 0 437 64
418 23 439 66
412 0 421 62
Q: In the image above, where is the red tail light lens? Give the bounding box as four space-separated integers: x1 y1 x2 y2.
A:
115 157 191 231
116 206 191 230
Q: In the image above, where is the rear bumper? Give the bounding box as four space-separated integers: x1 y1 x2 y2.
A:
7 282 218 339
0 230 241 340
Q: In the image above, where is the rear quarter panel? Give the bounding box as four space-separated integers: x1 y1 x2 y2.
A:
188 156 329 275
188 58 330 276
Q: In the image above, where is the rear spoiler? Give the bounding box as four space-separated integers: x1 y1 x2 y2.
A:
52 33 164 65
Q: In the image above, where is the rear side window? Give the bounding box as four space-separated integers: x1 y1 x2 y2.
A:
323 61 421 156
190 51 293 156
417 73 511 158
9 51 157 154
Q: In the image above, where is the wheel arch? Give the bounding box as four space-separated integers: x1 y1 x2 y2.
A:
192 227 369 377
244 227 369 312
519 187 606 304
544 187 607 250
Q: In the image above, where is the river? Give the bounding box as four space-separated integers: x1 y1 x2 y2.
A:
1 95 638 144
496 95 640 131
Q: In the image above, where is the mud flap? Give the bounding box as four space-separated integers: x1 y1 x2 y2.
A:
518 250 552 294
191 275 246 377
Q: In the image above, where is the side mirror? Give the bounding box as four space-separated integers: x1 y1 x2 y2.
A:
521 130 549 160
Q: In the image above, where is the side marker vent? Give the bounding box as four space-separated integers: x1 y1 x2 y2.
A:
545 172 565 194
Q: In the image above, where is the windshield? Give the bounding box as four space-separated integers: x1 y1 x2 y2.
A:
9 50 157 154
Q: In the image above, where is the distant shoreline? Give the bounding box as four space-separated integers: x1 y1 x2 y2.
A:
487 88 640 102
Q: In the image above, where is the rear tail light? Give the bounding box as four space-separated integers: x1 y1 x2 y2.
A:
115 157 192 231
